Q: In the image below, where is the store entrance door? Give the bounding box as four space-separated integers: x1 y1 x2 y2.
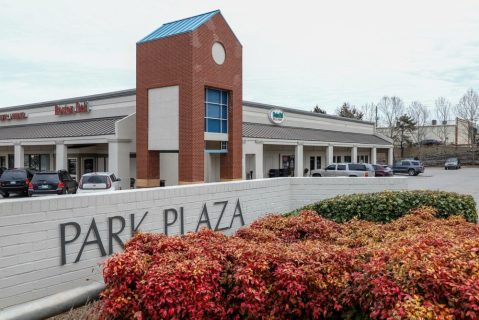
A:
281 155 295 176
68 158 78 181
83 158 95 175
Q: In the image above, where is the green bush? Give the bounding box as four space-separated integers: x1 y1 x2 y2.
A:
290 190 477 223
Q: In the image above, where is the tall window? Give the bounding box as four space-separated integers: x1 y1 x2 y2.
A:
205 88 228 134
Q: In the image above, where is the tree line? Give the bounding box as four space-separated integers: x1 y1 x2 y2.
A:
312 88 479 148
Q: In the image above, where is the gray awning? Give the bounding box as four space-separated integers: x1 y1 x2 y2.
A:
0 117 123 140
243 122 391 146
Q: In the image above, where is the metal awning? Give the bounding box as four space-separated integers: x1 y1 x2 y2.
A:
243 122 391 146
0 117 123 140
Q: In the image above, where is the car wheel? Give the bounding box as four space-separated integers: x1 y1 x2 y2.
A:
408 169 415 176
3 192 9 198
312 173 322 177
445 167 448 170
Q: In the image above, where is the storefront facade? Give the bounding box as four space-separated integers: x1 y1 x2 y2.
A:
0 10 393 188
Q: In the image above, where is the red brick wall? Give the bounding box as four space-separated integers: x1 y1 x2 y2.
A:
193 14 243 181
136 12 242 186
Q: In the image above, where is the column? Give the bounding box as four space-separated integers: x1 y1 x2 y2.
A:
55 141 68 171
388 147 394 166
254 142 264 179
294 143 304 177
108 139 131 190
14 143 24 168
242 142 246 180
351 145 358 163
371 147 377 164
326 145 334 166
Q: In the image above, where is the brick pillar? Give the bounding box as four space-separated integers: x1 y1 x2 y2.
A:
220 89 243 181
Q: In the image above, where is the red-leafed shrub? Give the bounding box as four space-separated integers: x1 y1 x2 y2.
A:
99 207 479 320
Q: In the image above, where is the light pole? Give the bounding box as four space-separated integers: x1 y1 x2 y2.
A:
473 118 478 166
397 121 406 158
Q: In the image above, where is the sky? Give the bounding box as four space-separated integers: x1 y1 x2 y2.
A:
1 0 479 116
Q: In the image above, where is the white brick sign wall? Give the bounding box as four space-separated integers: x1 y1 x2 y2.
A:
0 177 407 309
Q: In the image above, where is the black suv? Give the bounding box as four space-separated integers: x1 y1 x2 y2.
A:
392 160 425 176
28 170 78 196
0 168 35 197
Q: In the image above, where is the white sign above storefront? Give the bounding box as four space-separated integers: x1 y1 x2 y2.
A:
269 109 285 125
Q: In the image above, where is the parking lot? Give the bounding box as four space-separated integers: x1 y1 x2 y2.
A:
1 167 478 204
402 166 479 205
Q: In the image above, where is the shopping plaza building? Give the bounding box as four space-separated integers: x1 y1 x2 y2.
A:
0 10 393 189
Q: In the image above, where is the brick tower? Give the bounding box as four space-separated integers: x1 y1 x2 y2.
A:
136 10 243 187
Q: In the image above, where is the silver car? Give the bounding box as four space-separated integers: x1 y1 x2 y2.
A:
445 157 461 170
311 163 375 177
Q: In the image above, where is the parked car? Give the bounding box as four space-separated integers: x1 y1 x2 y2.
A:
392 160 425 176
28 170 78 196
444 157 461 170
418 139 442 146
77 172 122 193
311 163 375 177
373 164 393 177
0 168 35 197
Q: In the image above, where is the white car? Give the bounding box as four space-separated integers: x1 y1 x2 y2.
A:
310 163 375 177
77 172 122 194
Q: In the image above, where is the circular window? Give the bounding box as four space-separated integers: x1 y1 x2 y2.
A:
212 42 226 65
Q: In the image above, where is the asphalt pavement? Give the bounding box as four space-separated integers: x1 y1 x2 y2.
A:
401 166 479 205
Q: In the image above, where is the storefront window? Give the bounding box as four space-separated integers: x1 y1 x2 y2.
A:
8 154 14 169
68 159 77 176
204 88 228 134
24 154 50 171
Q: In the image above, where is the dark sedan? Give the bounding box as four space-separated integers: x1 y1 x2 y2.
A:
373 164 393 177
28 170 78 196
0 168 35 197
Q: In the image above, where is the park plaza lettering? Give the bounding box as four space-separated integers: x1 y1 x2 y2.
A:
54 102 90 115
0 112 28 121
59 199 245 265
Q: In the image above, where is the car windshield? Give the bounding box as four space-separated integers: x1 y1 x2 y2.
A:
82 175 108 184
32 173 59 183
446 158 457 162
1 170 27 180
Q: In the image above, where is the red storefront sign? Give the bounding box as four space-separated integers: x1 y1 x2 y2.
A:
0 112 28 121
55 102 90 115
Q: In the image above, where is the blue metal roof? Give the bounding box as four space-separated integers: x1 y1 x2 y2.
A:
138 10 220 44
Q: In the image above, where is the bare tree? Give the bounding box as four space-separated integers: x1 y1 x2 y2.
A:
360 102 377 124
408 101 429 159
456 88 479 143
408 101 429 145
435 97 451 143
378 96 404 138
456 88 479 164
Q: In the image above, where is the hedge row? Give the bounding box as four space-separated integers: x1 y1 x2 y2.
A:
291 190 477 223
99 207 479 319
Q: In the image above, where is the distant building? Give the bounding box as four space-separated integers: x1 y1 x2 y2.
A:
377 118 475 145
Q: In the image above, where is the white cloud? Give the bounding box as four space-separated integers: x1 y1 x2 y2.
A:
1 0 478 113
